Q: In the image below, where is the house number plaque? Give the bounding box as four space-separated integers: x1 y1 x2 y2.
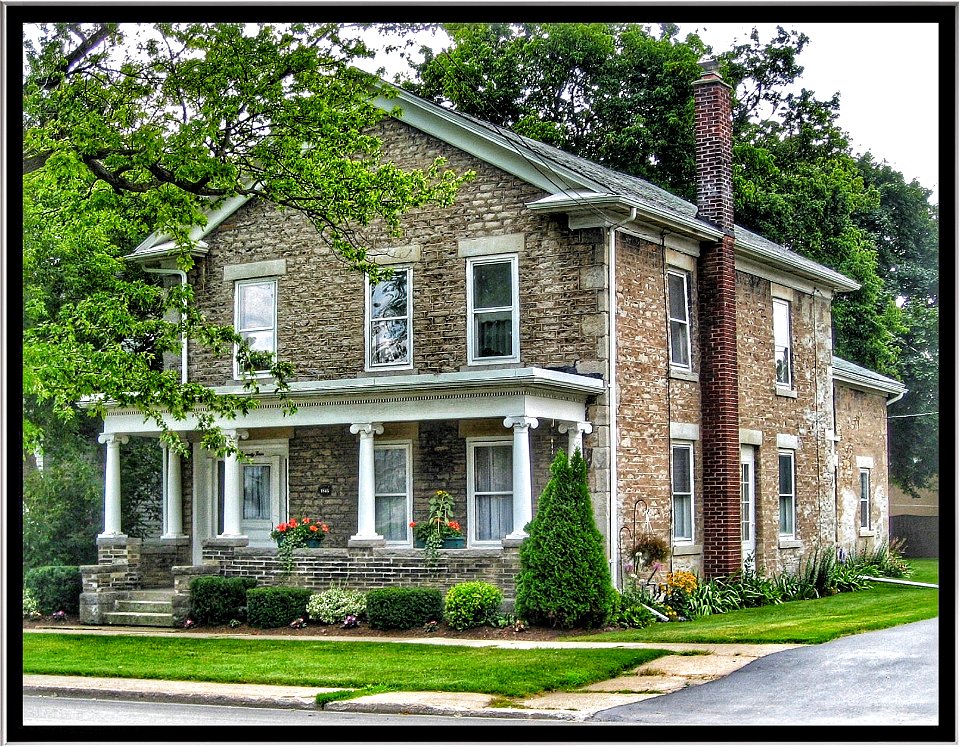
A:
317 484 332 496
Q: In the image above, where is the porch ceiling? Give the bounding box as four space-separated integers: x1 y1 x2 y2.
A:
101 367 605 436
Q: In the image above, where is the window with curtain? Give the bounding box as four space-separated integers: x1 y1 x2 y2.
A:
242 465 271 520
368 269 411 368
671 443 694 543
375 445 410 542
472 443 513 542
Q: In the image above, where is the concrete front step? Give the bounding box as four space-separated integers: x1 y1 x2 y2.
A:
102 611 177 628
125 589 176 602
115 599 173 614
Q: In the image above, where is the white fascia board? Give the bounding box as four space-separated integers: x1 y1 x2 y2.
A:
99 367 605 435
526 192 723 242
833 370 907 398
735 241 860 293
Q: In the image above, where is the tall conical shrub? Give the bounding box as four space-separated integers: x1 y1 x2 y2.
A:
514 449 616 628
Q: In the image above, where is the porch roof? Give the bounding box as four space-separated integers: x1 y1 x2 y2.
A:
100 367 606 436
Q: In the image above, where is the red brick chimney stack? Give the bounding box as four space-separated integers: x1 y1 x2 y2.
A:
693 57 742 578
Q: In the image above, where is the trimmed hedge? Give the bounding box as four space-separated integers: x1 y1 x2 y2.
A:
444 581 503 630
246 586 312 629
366 587 444 630
189 576 258 625
24 566 82 615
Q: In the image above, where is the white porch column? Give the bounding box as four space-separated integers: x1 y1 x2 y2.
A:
97 433 129 538
350 422 385 543
558 421 593 456
503 416 538 541
219 429 248 538
162 435 186 538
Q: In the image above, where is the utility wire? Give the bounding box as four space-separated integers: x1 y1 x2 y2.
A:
887 411 939 419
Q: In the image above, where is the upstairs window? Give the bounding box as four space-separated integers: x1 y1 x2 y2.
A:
467 256 519 364
859 469 871 530
773 298 793 388
367 268 412 369
671 443 695 543
667 270 692 369
234 279 277 379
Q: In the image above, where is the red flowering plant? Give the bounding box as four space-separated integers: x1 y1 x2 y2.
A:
271 517 330 575
410 490 463 568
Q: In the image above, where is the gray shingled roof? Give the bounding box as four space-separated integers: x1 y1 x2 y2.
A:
832 356 906 396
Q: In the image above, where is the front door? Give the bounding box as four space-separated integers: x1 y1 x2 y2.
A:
740 445 756 570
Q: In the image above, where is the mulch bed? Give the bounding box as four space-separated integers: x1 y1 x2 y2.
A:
23 614 613 641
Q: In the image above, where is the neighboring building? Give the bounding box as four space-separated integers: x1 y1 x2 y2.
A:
890 474 939 559
79 60 904 625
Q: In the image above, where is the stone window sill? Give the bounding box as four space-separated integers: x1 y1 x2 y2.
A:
778 538 802 549
672 543 702 556
775 386 798 399
858 528 876 537
669 367 698 382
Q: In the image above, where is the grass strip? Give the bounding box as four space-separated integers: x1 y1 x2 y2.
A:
22 635 668 698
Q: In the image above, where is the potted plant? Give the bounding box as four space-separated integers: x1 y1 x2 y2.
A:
271 517 330 575
411 490 464 567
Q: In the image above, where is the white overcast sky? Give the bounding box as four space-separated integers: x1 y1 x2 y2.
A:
362 21 941 203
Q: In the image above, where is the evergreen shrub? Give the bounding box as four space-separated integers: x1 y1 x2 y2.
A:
246 586 312 629
365 587 444 630
189 575 258 625
515 450 616 628
24 566 82 615
443 581 503 630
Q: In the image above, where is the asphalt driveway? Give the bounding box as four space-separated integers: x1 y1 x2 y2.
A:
591 617 942 726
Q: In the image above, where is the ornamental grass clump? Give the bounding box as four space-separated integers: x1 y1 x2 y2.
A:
515 450 616 629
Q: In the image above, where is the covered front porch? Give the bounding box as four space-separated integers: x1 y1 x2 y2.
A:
80 368 606 624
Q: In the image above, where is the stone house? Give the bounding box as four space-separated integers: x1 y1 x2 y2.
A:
80 61 904 626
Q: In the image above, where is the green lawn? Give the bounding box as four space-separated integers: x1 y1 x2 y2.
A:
21 634 668 697
570 558 939 645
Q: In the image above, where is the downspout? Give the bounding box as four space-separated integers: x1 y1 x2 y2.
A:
143 268 189 385
607 207 637 588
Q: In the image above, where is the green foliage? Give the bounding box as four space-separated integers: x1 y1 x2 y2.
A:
611 586 660 629
23 23 471 456
24 566 82 615
515 450 616 629
189 575 258 625
443 582 503 630
844 538 912 579
306 587 368 625
365 587 444 630
245 586 312 629
23 587 42 619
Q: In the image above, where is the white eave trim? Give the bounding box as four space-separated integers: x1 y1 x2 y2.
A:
833 370 907 399
215 367 607 399
735 239 860 293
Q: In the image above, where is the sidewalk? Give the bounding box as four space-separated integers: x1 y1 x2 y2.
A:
22 626 800 721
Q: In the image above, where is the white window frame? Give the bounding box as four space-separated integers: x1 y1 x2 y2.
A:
234 278 278 380
859 468 871 530
374 441 413 546
466 437 514 546
778 449 796 537
671 442 695 544
466 255 520 365
773 298 793 389
667 269 692 370
365 267 414 371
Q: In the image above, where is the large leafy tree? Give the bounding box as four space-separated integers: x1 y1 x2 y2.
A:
22 22 470 457
404 22 938 492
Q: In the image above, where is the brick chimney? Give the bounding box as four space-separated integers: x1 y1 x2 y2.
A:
693 58 742 578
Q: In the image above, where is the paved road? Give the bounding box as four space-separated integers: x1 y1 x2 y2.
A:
592 618 942 725
20 695 569 727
